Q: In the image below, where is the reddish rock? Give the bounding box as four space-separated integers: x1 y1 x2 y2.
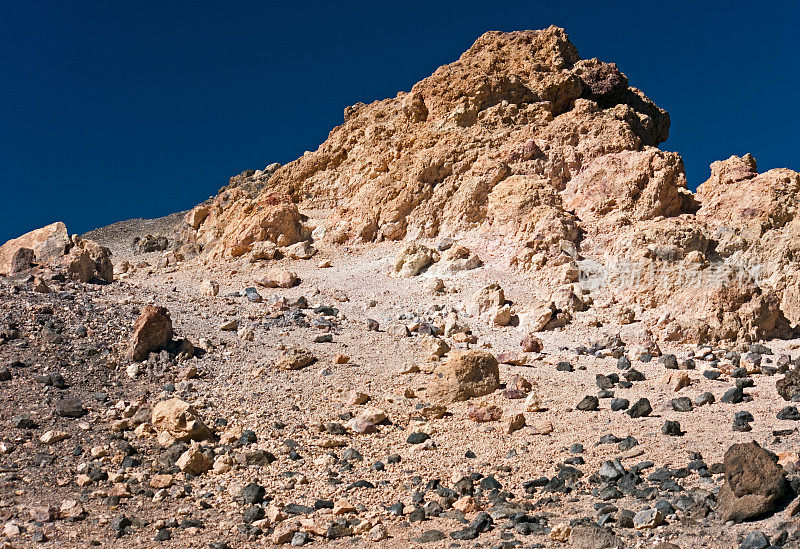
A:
467 403 503 422
520 334 543 353
717 441 787 523
127 306 173 361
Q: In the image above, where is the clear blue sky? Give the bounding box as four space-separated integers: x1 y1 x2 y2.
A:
2 1 798 242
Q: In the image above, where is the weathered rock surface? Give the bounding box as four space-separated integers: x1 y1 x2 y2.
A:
427 350 500 402
65 238 114 283
717 442 788 523
127 306 173 361
172 27 800 344
0 221 70 274
151 399 211 443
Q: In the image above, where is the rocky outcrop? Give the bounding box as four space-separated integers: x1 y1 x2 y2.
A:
563 147 692 224
178 26 800 343
181 164 309 259
182 27 667 255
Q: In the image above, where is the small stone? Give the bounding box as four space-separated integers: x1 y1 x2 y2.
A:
610 398 629 411
239 483 266 505
662 371 691 391
661 354 678 369
520 334 542 353
694 391 715 407
176 446 211 475
415 529 447 543
550 522 571 542
55 397 86 418
467 403 502 422
739 530 770 549
218 319 238 331
524 392 543 411
662 420 683 436
200 279 219 296
633 508 664 529
777 406 800 420
671 397 693 412
274 348 316 370
556 361 574 372
407 432 430 445
721 387 744 404
505 413 526 434
346 391 370 405
627 398 652 418
576 396 599 411
259 268 299 288
40 430 70 444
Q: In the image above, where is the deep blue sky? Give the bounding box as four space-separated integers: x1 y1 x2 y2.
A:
2 1 798 242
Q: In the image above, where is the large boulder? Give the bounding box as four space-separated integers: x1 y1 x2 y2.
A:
427 350 500 402
127 306 173 361
716 441 788 523
0 222 69 275
151 399 211 444
65 239 113 283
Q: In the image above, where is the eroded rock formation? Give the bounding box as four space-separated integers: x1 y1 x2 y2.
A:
134 27 800 342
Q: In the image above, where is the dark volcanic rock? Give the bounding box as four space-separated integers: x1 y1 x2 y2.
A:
55 397 86 418
577 395 600 411
627 398 652 418
776 369 800 401
717 442 788 523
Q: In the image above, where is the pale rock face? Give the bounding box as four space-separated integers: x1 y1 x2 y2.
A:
392 241 439 278
0 221 69 274
283 240 316 260
427 350 500 402
467 284 505 317
428 245 482 275
249 240 278 262
151 399 211 444
65 238 114 283
563 147 691 224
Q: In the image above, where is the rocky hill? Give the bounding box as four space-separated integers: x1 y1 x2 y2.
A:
178 26 800 345
2 26 800 549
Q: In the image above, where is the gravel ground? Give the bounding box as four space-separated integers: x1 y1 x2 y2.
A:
1 220 800 548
